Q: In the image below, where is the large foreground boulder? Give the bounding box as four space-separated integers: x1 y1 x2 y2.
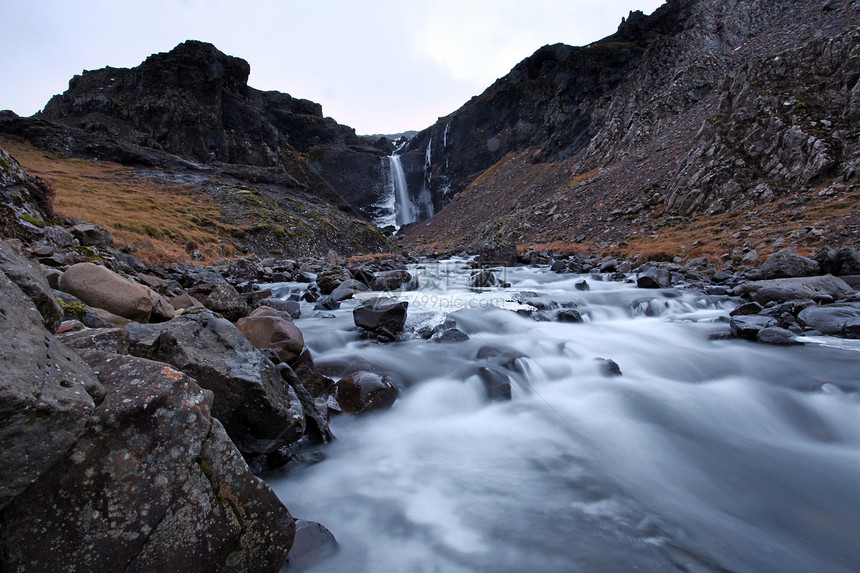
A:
735 275 855 304
0 350 294 572
59 262 153 322
133 309 305 457
0 269 103 510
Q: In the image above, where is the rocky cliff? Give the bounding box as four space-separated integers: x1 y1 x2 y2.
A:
403 0 860 257
2 40 393 222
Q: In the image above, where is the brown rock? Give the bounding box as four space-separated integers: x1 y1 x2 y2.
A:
59 262 153 322
237 314 305 364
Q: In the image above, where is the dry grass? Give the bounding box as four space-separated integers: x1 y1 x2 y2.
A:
0 135 237 264
345 252 398 264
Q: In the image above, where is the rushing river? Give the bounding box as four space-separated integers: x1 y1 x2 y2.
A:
268 261 860 573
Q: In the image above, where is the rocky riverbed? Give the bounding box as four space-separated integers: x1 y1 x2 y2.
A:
3 202 859 571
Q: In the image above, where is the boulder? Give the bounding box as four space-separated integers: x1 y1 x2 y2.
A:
835 246 860 276
353 297 408 340
333 371 398 414
476 367 512 401
370 270 415 291
797 305 860 335
59 262 153 322
735 275 855 305
470 269 498 288
145 286 176 322
143 309 305 457
730 315 778 340
256 297 301 319
188 282 250 322
757 327 802 345
169 292 205 310
69 223 113 247
729 302 764 316
316 266 352 295
597 358 623 377
291 348 335 398
237 313 305 364
330 279 370 302
0 240 63 331
429 328 470 343
574 279 589 291
58 327 131 354
637 266 671 289
0 270 103 510
286 520 339 570
754 252 820 280
0 350 294 572
844 318 860 339
555 309 583 323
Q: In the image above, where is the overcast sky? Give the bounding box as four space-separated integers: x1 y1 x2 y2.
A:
1 0 664 135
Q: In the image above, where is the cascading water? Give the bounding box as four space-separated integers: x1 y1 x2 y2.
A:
268 262 860 573
389 154 414 227
418 139 434 219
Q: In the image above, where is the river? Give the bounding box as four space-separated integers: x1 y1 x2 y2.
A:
268 260 860 573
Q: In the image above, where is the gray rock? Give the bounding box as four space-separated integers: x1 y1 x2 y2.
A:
188 282 250 322
371 269 416 291
797 305 860 335
0 270 103 510
477 367 512 401
844 318 860 339
835 247 860 276
317 266 352 295
730 302 764 316
69 223 113 247
353 297 408 340
471 269 498 288
256 297 301 319
330 279 370 302
754 252 820 280
735 275 855 305
757 327 802 345
637 266 671 289
0 240 63 331
430 328 470 343
58 327 131 354
287 520 339 570
0 350 294 572
730 315 778 340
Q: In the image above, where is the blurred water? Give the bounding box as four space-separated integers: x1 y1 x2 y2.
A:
268 262 860 573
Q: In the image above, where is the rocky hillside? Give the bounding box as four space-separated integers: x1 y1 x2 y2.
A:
0 40 397 245
403 0 860 259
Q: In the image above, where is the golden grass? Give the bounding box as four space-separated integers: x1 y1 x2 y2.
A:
0 135 237 264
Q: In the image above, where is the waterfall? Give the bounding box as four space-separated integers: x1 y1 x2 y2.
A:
390 154 414 226
419 139 434 219
443 123 450 148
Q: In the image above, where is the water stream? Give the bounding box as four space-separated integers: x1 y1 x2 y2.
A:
269 261 860 573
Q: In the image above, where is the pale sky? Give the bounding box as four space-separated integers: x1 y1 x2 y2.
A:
0 0 664 135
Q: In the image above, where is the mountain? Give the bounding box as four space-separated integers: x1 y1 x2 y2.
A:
0 40 395 260
401 0 860 258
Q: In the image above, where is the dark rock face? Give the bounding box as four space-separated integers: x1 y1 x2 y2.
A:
353 297 408 340
333 371 398 414
0 350 293 572
139 309 305 457
0 268 103 510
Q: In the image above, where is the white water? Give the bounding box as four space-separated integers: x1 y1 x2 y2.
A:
270 263 860 573
389 154 414 226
